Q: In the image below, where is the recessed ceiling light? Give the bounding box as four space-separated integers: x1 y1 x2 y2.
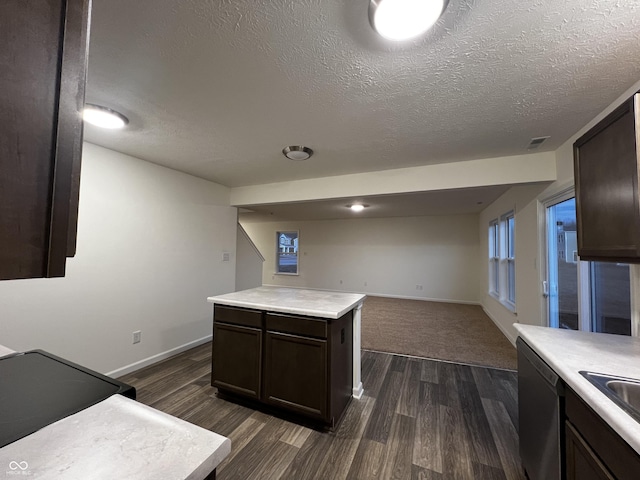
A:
83 104 129 129
347 204 370 212
369 0 448 41
283 145 313 161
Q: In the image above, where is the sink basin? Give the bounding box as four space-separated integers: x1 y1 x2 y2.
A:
580 371 640 423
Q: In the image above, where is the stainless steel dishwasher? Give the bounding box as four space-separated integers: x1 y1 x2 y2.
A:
517 337 565 480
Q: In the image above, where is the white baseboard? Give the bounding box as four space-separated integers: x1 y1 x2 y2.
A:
106 335 212 379
367 292 480 305
261 284 480 306
481 305 517 347
352 382 364 399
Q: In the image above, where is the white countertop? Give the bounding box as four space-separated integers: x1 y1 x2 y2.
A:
207 286 366 319
0 394 231 479
0 344 15 358
515 324 640 454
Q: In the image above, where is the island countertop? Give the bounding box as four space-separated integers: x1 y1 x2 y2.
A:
207 286 366 319
515 324 640 455
0 343 15 358
0 394 231 479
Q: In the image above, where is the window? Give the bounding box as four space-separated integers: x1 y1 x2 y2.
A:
276 231 299 275
544 194 631 335
488 219 499 296
503 211 516 305
488 211 516 311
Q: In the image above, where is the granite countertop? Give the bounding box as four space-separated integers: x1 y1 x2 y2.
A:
515 324 640 455
0 394 231 479
208 286 366 319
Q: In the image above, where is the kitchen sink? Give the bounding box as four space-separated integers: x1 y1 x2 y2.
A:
580 371 640 423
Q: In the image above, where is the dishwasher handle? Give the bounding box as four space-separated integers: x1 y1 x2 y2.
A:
517 337 564 394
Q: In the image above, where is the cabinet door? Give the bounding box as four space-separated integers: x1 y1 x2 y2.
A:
264 331 327 420
573 93 640 262
0 0 89 280
212 322 262 399
565 421 615 480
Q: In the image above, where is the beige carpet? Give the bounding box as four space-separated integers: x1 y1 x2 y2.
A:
361 296 517 370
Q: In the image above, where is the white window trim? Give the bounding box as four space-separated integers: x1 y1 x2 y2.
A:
488 211 516 313
275 230 299 275
488 219 500 299
540 185 575 327
500 211 516 312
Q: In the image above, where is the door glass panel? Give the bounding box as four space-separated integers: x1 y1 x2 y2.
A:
590 262 631 335
547 198 579 330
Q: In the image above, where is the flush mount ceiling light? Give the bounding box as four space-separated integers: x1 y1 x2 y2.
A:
347 204 369 212
82 104 129 129
282 145 313 161
369 0 448 41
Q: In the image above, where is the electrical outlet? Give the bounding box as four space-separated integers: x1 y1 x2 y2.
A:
222 252 230 262
133 330 141 344
364 281 368 286
416 284 423 290
340 280 343 284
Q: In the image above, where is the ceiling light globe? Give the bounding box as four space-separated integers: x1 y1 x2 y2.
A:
286 151 310 160
350 205 365 212
82 105 128 129
282 146 313 161
371 0 446 41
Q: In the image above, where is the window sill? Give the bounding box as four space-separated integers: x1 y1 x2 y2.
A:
501 300 517 314
274 272 299 276
488 292 517 314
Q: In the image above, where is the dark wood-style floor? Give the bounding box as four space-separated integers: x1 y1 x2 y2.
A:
119 343 525 480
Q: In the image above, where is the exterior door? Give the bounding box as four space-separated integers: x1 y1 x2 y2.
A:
543 193 631 334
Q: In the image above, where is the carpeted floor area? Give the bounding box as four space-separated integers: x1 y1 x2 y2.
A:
361 296 517 370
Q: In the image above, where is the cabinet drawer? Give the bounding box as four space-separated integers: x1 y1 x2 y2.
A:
266 312 327 339
214 305 262 328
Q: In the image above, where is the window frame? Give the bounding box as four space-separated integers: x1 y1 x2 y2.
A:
502 211 516 309
488 211 516 312
488 219 500 298
275 230 299 275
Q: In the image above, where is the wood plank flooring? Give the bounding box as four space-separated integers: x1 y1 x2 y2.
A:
119 344 525 480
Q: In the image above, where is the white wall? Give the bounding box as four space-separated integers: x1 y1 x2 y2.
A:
235 224 264 291
231 152 556 206
478 184 550 343
0 143 237 375
480 78 640 344
241 214 481 303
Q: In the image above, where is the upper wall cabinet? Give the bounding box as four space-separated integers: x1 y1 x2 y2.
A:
0 0 90 280
573 92 640 263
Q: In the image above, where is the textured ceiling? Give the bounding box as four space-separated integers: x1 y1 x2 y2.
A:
84 0 640 188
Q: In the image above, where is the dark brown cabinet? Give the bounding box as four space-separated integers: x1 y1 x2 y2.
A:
212 323 262 399
211 305 353 428
565 387 640 480
211 305 263 399
0 0 90 280
264 331 328 419
565 421 615 480
573 92 640 262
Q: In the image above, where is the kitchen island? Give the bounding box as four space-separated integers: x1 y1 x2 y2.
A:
0 345 231 479
207 287 366 428
0 395 230 479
